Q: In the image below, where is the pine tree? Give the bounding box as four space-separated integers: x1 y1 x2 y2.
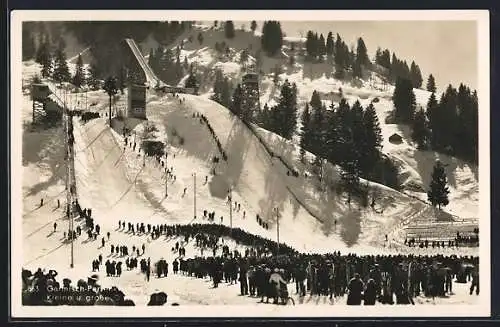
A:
426 92 439 147
381 49 391 70
198 32 204 45
360 103 383 176
427 160 450 209
309 90 322 111
340 159 361 205
375 47 382 65
323 106 340 164
230 84 243 117
411 108 428 149
390 53 399 82
220 77 232 108
275 80 298 139
87 64 100 90
334 34 346 78
225 21 235 39
356 37 370 67
103 76 118 125
318 34 326 59
352 60 363 79
414 63 423 88
326 32 334 57
261 21 283 57
392 77 416 123
350 100 365 149
305 31 317 60
426 74 437 93
52 46 71 84
309 91 326 156
35 36 50 65
72 54 86 88
183 56 189 71
210 69 224 104
410 61 423 88
250 21 257 33
300 103 312 161
41 54 53 78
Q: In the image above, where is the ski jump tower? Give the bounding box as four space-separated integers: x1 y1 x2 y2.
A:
31 83 63 124
120 39 148 119
241 64 260 116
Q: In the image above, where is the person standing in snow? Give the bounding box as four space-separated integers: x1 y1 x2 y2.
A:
53 222 57 232
40 198 43 207
269 268 287 304
347 273 365 305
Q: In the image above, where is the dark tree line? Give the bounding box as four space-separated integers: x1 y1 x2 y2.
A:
412 84 478 164
147 45 186 86
389 54 423 88
65 21 189 80
333 34 354 79
393 72 478 164
34 37 71 85
299 91 400 197
375 48 423 88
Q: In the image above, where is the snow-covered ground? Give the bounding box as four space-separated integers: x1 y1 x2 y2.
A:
19 24 480 308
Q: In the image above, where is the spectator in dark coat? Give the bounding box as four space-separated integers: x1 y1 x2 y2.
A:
347 273 364 305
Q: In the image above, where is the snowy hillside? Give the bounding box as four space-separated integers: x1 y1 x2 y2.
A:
146 24 479 222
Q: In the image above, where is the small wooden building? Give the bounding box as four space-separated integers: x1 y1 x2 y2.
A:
389 133 403 144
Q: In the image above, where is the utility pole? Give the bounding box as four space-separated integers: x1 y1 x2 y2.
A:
61 83 74 269
275 207 280 256
229 186 233 236
164 152 168 197
193 173 197 219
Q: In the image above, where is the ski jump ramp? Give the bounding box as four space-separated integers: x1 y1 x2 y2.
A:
123 38 195 95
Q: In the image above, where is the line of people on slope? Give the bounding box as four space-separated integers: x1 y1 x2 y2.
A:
193 112 227 162
405 234 479 248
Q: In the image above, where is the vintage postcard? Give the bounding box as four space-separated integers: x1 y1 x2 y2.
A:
10 10 490 318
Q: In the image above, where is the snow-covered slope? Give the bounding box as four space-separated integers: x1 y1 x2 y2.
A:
154 25 478 223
